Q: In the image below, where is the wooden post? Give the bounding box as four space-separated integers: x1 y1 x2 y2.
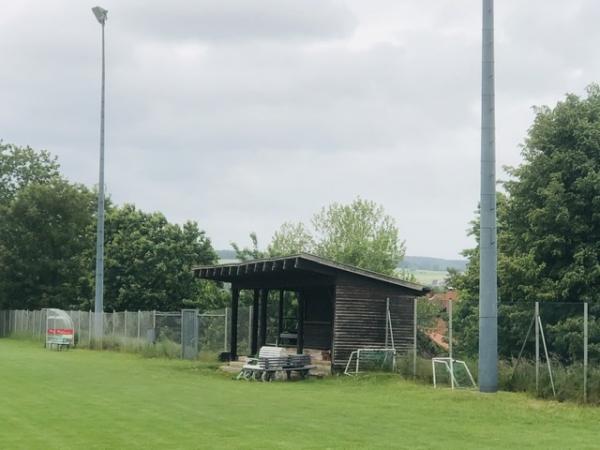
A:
297 291 305 354
230 287 239 360
259 288 269 348
248 305 252 354
277 290 284 345
250 289 259 355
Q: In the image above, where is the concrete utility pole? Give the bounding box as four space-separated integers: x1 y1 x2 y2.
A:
478 0 498 393
92 6 108 341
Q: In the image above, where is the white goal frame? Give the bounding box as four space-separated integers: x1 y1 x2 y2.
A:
344 348 397 376
432 357 476 389
344 299 398 376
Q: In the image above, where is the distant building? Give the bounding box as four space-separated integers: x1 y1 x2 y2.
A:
427 289 458 311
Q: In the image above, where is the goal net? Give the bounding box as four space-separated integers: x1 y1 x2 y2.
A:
344 348 397 376
431 357 476 389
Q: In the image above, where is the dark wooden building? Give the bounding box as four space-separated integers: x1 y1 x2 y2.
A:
193 254 428 371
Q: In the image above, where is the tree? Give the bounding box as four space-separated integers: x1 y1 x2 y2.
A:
0 180 96 309
101 205 219 312
452 86 600 359
501 85 600 303
231 197 407 276
312 197 406 275
230 232 266 262
0 142 60 207
267 222 314 256
0 142 224 312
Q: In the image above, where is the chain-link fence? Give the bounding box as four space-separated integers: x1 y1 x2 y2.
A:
0 308 251 360
4 300 599 403
411 297 600 403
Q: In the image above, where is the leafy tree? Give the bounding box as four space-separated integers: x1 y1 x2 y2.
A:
502 85 600 303
101 205 219 312
231 197 407 277
0 180 96 309
0 142 60 206
267 222 314 256
230 232 266 262
312 197 406 275
0 142 224 312
452 86 600 359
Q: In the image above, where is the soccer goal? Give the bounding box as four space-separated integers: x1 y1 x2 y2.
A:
344 348 397 376
344 299 397 376
431 357 476 389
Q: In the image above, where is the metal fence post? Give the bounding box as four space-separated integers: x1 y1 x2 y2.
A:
124 310 128 337
535 302 540 395
137 310 141 339
449 298 454 390
413 297 418 378
584 302 588 404
88 310 92 347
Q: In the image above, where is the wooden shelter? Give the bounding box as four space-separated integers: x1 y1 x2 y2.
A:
193 254 428 371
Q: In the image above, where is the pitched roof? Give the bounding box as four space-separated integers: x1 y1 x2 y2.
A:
193 253 428 294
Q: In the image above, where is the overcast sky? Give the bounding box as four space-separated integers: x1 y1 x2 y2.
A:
2 1 598 259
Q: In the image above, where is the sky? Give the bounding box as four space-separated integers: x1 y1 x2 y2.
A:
2 1 599 259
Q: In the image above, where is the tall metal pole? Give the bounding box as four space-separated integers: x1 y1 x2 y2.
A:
478 0 498 393
92 7 108 342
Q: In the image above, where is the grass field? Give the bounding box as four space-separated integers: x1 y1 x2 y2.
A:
1 339 599 449
404 270 447 286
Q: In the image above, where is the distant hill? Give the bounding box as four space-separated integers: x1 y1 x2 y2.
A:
216 249 237 261
216 250 466 272
398 256 467 272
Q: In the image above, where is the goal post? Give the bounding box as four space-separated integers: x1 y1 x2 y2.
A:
432 357 476 389
344 348 397 376
343 298 400 376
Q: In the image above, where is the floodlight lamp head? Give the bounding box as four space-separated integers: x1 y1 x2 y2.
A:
92 6 108 25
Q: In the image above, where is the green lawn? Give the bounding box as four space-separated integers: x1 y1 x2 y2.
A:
1 339 599 449
405 269 448 286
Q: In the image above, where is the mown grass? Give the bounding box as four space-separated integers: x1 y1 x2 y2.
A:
1 338 600 449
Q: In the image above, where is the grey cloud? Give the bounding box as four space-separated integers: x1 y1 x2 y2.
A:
119 0 357 42
3 1 600 259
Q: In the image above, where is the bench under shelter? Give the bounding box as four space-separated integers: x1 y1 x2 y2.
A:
193 253 428 372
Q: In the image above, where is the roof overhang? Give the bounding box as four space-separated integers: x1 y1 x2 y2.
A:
194 253 428 294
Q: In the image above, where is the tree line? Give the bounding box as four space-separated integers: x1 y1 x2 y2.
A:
0 142 221 312
0 142 409 312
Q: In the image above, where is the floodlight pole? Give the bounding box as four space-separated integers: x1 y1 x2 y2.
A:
93 6 108 342
478 0 498 393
